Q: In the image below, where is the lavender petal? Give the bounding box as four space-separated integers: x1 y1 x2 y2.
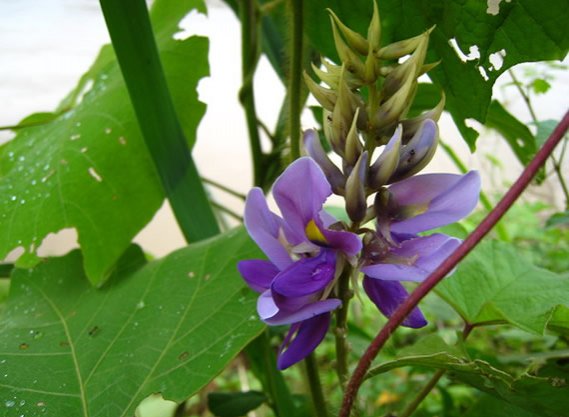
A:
273 157 332 236
389 171 481 234
244 188 293 270
362 234 460 282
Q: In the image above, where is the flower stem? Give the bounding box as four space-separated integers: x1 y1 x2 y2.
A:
287 0 304 160
335 266 353 388
398 369 445 417
339 110 569 417
202 177 247 200
239 0 264 187
304 352 329 417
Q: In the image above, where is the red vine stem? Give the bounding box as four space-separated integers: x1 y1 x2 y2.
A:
339 109 569 417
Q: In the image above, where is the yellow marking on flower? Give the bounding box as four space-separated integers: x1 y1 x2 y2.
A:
305 219 329 245
399 202 430 220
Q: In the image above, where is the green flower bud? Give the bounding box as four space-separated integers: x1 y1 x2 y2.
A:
373 72 415 134
375 26 435 60
389 119 438 183
313 61 363 90
330 15 367 80
367 1 381 53
303 72 337 112
345 108 364 166
401 92 445 144
368 125 401 189
345 151 368 223
327 9 369 55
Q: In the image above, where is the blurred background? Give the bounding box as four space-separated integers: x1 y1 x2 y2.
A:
1 0 568 261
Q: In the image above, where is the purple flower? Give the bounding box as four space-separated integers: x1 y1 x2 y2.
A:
238 157 361 369
361 171 481 327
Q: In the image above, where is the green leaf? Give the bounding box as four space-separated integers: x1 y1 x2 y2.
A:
546 211 569 229
464 394 542 417
208 391 267 417
367 335 569 417
0 0 209 285
436 240 569 334
0 228 264 417
531 78 551 95
485 100 537 168
100 0 219 242
534 119 559 147
301 0 569 149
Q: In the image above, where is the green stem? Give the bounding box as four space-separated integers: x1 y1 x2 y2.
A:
335 266 353 388
210 201 243 222
287 0 304 161
508 69 569 209
99 0 219 242
239 0 265 188
304 352 329 417
398 369 445 417
202 177 247 200
439 139 510 241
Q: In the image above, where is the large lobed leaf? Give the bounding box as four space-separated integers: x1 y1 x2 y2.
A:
0 0 209 285
0 228 264 417
302 0 568 149
436 240 569 334
368 335 569 417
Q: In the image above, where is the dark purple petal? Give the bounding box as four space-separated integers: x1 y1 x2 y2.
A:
244 188 293 270
273 157 332 237
363 276 427 328
272 250 336 298
389 171 481 234
263 298 341 326
361 234 460 282
277 313 331 369
237 259 280 293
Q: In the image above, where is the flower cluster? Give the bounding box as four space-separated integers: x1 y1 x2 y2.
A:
237 4 480 369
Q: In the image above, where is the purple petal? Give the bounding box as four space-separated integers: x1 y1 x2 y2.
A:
237 259 280 293
273 157 332 237
361 234 460 282
277 313 331 369
272 250 336 298
244 188 293 270
264 298 341 326
320 225 363 257
389 171 481 234
363 276 427 328
304 130 346 193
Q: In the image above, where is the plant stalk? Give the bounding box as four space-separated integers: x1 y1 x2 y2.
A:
508 69 569 209
287 0 304 160
239 0 265 187
339 110 569 417
335 266 353 388
304 352 329 417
